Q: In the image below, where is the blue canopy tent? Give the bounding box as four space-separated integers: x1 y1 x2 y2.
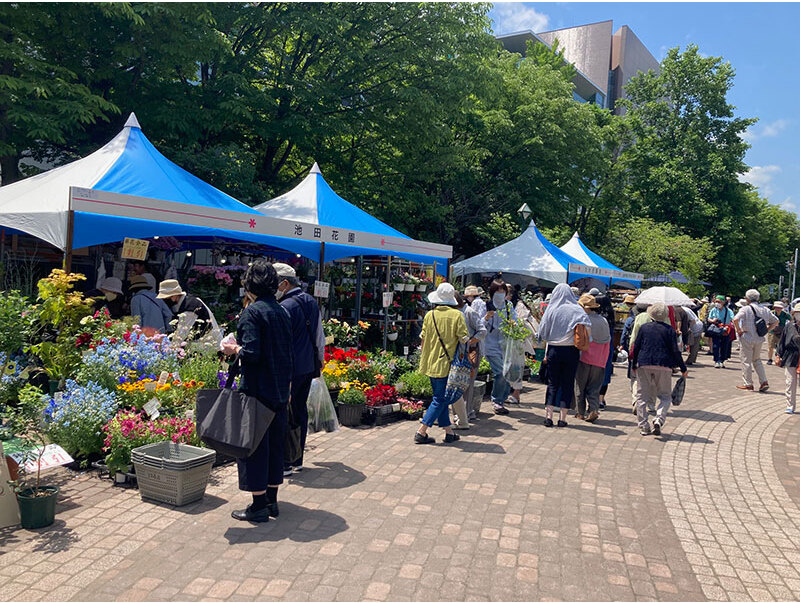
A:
559 232 642 289
0 114 450 273
254 163 450 275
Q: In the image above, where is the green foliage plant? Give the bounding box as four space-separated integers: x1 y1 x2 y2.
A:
2 385 50 493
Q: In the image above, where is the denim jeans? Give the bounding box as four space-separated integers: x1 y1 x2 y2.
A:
486 353 510 406
421 377 451 428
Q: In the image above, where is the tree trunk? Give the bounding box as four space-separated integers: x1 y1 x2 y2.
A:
0 154 21 186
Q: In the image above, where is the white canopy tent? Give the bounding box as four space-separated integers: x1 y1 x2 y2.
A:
451 221 595 285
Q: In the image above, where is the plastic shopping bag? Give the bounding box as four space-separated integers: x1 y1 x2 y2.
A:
502 337 526 385
307 378 340 434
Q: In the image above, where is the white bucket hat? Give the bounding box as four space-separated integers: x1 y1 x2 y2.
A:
428 282 457 306
157 279 184 299
736 298 747 308
99 277 123 295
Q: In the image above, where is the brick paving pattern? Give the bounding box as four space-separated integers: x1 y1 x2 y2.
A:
1 350 800 601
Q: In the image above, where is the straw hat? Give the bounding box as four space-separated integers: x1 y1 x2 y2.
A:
774 301 786 310
464 285 480 297
792 304 800 315
129 275 152 291
157 279 184 299
623 294 636 304
578 293 600 309
99 277 123 295
428 283 457 306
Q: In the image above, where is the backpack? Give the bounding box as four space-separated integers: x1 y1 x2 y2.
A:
750 305 768 337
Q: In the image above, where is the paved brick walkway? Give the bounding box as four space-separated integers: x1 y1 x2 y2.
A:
2 349 800 601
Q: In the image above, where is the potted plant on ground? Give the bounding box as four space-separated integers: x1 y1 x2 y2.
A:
3 385 60 529
337 386 366 427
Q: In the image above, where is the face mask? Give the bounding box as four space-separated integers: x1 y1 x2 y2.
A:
716 303 723 308
492 293 506 308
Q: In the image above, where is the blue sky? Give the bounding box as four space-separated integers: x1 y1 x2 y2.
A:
489 2 798 214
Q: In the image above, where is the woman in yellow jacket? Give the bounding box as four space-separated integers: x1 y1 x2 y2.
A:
414 283 469 444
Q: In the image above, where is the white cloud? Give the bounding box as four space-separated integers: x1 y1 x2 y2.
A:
742 119 790 142
781 197 796 212
491 3 549 35
739 164 781 196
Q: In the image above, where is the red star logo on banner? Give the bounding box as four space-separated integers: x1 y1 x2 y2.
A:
248 218 256 228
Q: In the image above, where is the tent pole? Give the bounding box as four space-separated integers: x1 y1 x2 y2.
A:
318 242 325 281
384 255 391 350
63 209 75 273
355 256 363 321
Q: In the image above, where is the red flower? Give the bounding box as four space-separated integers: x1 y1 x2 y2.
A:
105 321 112 328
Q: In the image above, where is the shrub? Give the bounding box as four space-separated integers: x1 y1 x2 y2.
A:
396 371 433 398
338 387 366 406
0 291 35 356
44 380 118 461
102 409 200 474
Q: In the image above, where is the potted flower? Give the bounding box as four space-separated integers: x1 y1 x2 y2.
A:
391 274 405 292
3 385 60 529
387 323 399 341
416 277 430 292
337 386 366 427
400 397 424 420
404 275 417 292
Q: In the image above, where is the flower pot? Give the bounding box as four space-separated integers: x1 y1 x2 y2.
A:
337 402 365 427
393 284 404 291
17 486 59 529
387 332 398 341
417 284 427 292
404 283 415 291
329 388 340 404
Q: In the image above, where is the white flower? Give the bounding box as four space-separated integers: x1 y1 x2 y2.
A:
80 316 91 325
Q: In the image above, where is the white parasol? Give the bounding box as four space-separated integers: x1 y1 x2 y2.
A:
634 286 693 307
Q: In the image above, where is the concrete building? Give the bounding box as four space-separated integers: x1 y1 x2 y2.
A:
497 20 659 114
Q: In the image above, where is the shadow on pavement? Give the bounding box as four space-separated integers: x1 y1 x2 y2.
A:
223 503 348 544
466 416 519 438
142 493 228 515
658 433 714 444
671 409 735 422
0 519 80 552
454 441 506 454
287 461 366 489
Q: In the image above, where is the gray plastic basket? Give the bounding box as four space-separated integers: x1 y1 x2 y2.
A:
131 442 216 506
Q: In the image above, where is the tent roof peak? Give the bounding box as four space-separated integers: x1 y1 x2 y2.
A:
124 113 141 130
310 162 321 175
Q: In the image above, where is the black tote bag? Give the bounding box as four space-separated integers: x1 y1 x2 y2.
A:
196 361 275 458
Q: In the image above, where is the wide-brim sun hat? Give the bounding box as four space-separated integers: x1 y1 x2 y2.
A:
100 277 123 295
647 302 668 322
464 285 480 297
792 303 800 315
578 293 600 309
736 299 747 308
623 294 636 304
428 282 457 306
129 275 151 291
476 287 485 295
774 301 785 309
157 279 184 299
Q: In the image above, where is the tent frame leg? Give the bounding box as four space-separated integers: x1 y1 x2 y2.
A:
63 210 75 273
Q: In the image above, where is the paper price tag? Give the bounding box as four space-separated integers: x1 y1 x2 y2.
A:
313 280 331 298
158 371 170 386
143 398 161 419
403 346 409 356
9 444 73 474
121 237 149 261
144 381 157 392
382 292 394 308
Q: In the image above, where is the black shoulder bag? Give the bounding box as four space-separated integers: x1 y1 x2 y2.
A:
750 305 768 337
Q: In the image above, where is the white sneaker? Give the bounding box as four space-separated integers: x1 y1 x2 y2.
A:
786 408 795 414
715 363 721 368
